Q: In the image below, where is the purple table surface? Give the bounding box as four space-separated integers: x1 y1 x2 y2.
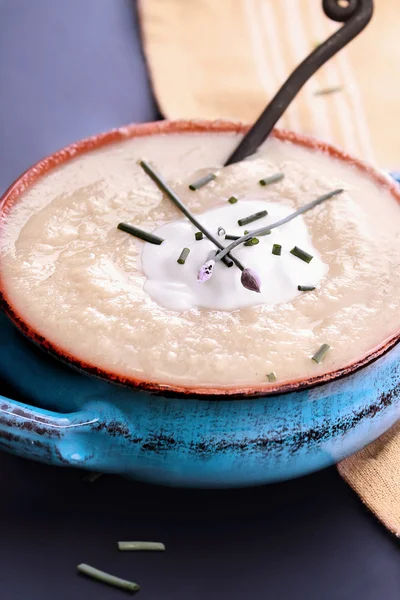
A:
0 1 399 599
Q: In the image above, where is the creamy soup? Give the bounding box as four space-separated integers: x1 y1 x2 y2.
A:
0 132 399 390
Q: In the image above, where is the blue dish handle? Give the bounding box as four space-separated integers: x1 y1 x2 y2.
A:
0 394 98 466
389 172 400 185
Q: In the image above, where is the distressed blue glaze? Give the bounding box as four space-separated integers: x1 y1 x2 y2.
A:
0 311 399 487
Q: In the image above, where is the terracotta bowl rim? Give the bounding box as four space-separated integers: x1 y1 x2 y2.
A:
0 118 399 399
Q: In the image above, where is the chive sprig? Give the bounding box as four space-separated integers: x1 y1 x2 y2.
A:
139 160 244 271
208 189 343 265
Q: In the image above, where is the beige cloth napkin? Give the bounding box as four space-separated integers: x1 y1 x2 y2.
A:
139 0 400 535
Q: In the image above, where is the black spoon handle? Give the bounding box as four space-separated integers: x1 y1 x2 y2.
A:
224 0 373 166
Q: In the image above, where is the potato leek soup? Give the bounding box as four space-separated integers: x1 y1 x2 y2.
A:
0 131 399 389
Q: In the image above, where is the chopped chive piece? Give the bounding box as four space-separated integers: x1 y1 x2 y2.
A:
82 471 102 483
272 244 282 256
77 564 140 594
217 227 226 237
225 234 240 241
312 343 331 364
267 372 277 382
117 223 164 245
189 173 216 191
244 230 249 235
228 196 238 204
238 210 268 227
259 173 284 186
195 232 203 240
298 285 316 291
118 541 166 552
290 246 313 263
177 248 190 264
244 237 259 246
314 85 343 96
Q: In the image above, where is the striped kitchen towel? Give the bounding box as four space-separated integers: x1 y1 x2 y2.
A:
139 0 400 168
138 0 400 535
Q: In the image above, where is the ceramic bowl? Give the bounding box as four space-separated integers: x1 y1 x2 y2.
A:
0 120 399 487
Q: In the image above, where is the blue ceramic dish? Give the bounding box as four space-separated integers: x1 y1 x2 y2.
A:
0 121 399 488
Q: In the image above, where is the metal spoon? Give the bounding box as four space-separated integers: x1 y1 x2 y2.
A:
224 0 373 166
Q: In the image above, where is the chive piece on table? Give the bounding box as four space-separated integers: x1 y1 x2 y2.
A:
267 372 277 382
228 196 238 204
77 564 140 594
238 210 268 227
314 85 343 96
118 541 166 552
195 232 203 241
244 237 260 246
298 285 316 292
225 234 240 241
177 248 190 264
259 173 284 186
272 244 282 256
312 344 331 364
117 223 164 245
82 472 102 484
189 173 216 191
290 246 313 263
217 227 226 237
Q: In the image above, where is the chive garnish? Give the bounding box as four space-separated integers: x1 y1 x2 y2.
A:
139 160 243 270
189 173 216 191
82 471 102 483
314 85 343 96
77 564 140 594
272 244 282 255
118 541 166 552
312 343 331 363
117 223 164 245
267 372 277 382
238 210 268 227
244 237 259 246
259 173 284 186
225 234 240 241
177 248 190 264
195 232 203 240
298 285 316 291
290 246 313 263
205 189 343 266
228 196 238 204
218 227 226 237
